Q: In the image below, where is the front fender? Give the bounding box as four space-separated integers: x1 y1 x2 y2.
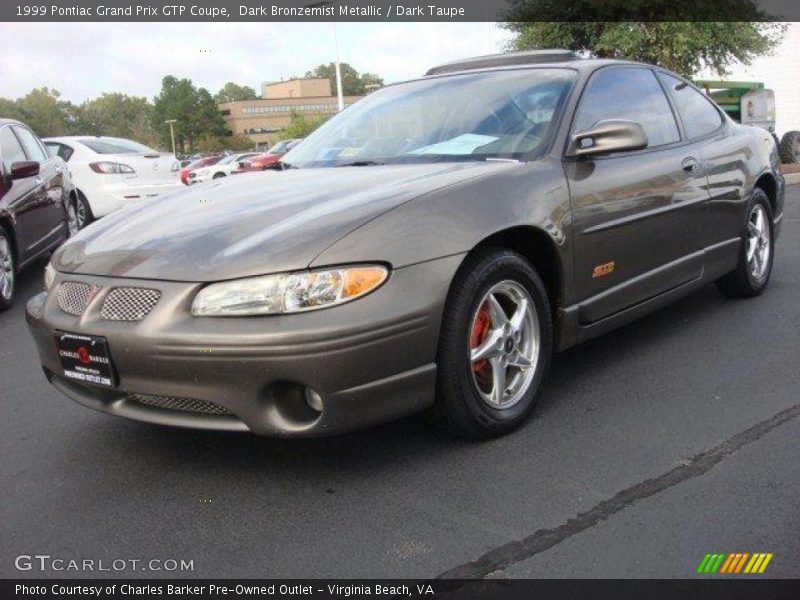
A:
311 159 571 276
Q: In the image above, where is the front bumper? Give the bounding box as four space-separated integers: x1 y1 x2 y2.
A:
26 256 463 436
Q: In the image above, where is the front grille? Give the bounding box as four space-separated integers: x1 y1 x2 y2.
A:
129 393 233 416
57 282 99 316
101 287 161 321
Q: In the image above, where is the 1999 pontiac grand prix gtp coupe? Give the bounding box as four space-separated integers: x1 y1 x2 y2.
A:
26 51 784 438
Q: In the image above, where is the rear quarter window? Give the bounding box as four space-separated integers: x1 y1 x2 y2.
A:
658 73 724 139
45 142 74 162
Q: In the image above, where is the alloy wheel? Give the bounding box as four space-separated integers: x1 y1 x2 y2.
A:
67 202 79 236
75 198 87 229
0 236 14 302
469 280 540 409
747 203 771 281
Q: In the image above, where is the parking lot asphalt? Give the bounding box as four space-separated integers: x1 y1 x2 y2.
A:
1 186 798 580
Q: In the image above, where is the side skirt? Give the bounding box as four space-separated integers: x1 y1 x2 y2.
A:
557 238 740 351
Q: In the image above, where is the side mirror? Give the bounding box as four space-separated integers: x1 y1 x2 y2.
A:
568 120 648 157
10 160 40 180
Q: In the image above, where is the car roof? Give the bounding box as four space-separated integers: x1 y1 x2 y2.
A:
423 50 649 78
43 136 115 142
0 118 25 127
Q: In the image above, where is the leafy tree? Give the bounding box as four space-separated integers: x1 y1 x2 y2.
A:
72 93 158 146
304 63 384 96
194 133 253 154
8 88 73 137
0 97 25 123
214 82 258 103
281 110 329 139
503 18 786 77
151 76 228 153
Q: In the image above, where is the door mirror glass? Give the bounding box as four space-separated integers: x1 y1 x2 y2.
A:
10 160 40 180
568 120 648 157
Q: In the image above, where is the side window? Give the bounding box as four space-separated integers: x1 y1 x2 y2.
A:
573 67 680 148
13 127 48 162
45 142 74 162
0 126 27 174
658 73 723 139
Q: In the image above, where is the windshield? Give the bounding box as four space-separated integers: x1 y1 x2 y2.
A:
268 140 292 154
283 68 576 168
218 154 239 165
79 137 158 155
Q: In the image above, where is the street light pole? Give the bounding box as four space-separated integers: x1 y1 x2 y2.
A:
164 119 177 156
306 0 345 112
333 21 344 112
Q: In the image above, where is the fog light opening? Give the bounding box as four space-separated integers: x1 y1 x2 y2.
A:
304 387 324 413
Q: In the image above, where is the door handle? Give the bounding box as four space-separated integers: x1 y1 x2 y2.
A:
681 157 698 173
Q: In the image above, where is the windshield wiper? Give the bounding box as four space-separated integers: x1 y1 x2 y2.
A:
335 160 386 167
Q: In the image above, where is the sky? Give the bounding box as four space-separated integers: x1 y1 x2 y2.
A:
0 22 513 103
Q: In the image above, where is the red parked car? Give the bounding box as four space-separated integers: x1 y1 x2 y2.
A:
233 139 302 173
179 154 222 185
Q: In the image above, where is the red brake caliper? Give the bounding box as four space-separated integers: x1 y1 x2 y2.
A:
470 304 492 375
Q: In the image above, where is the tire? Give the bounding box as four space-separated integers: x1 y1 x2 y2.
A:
778 130 800 164
66 196 79 237
212 172 226 179
432 247 553 439
75 190 94 229
0 227 16 312
716 188 774 298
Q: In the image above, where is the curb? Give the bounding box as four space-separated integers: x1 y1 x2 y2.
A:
785 172 800 185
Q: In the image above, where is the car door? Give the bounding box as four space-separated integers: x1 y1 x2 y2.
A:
565 66 710 324
13 125 67 246
656 72 743 260
0 125 49 264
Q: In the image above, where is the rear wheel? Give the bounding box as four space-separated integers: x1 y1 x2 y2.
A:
716 189 774 297
433 248 553 438
75 191 94 229
66 197 79 237
0 227 16 311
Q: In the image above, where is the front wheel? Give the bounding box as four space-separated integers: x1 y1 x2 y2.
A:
716 188 774 298
0 228 16 311
433 248 553 439
212 172 226 179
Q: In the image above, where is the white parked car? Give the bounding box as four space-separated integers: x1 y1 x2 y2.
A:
43 136 182 229
187 152 261 184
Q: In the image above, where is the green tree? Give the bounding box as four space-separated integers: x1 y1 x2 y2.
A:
12 87 73 137
72 93 158 146
214 82 258 103
305 63 384 96
282 110 329 139
503 18 786 78
152 76 228 153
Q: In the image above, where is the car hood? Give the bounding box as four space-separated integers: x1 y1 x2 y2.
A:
52 161 516 282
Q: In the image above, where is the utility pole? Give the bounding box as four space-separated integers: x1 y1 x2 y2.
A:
333 21 344 111
165 119 177 156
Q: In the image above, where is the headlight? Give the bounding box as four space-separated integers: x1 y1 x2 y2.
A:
44 263 56 291
191 266 388 316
